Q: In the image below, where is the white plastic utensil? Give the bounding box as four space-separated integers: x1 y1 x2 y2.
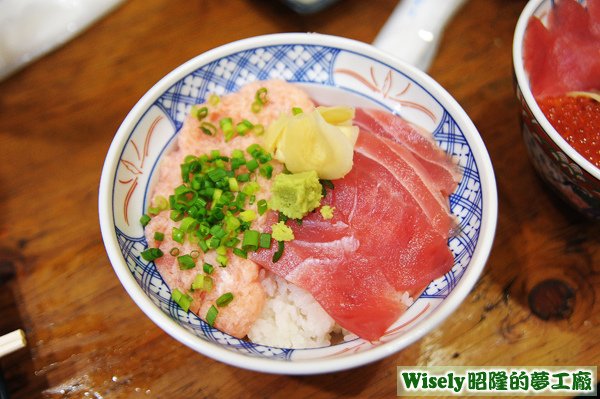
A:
0 329 26 358
373 0 468 71
0 0 124 81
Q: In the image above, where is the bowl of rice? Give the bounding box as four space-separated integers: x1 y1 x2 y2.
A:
99 33 497 374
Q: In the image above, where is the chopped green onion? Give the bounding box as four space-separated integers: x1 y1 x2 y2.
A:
259 233 272 249
170 210 184 222
207 167 227 182
209 237 221 249
148 195 169 215
321 179 335 190
255 87 268 104
180 216 198 232
251 101 262 113
242 181 260 196
140 214 151 227
171 288 193 312
239 210 256 222
141 247 163 261
208 93 220 106
206 305 218 326
252 124 265 136
246 143 262 155
292 107 303 115
233 247 247 259
228 177 239 192
192 274 213 291
198 240 209 253
232 149 244 159
224 215 241 232
272 241 285 263
224 237 240 248
257 199 269 215
169 247 180 256
216 292 234 307
236 173 250 182
203 262 214 274
200 122 217 136
216 254 228 266
220 117 235 141
154 232 165 241
231 157 245 170
191 106 208 121
246 158 259 172
236 119 254 135
242 230 260 251
172 227 185 244
259 164 273 178
177 254 196 270
216 245 227 256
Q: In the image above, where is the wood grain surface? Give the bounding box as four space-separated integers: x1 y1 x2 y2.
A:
0 0 598 398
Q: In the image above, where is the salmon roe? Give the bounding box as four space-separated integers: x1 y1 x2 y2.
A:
537 95 600 168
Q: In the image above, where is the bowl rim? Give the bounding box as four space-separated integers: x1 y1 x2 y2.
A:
99 32 498 375
512 0 600 181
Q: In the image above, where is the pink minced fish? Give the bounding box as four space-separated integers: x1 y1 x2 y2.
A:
145 80 313 338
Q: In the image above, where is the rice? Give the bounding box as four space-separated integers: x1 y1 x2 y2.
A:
247 269 342 348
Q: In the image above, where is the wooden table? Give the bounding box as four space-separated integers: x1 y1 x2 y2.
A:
0 0 598 397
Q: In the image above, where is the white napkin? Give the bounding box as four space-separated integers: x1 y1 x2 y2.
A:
0 0 124 80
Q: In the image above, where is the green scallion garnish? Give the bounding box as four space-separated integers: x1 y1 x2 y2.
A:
272 241 285 263
141 247 163 261
255 87 268 104
140 214 151 227
257 199 268 215
171 288 193 312
216 292 234 307
206 305 218 326
191 106 208 121
203 262 214 274
233 247 247 259
259 233 272 249
192 274 213 291
208 93 220 106
177 254 195 270
200 121 217 136
242 230 260 251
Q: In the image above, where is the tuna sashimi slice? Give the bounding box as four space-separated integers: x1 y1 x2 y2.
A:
251 143 455 341
354 132 452 236
355 108 460 197
524 0 600 97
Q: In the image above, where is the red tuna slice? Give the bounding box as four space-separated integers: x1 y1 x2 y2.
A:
589 0 600 38
524 17 556 97
524 0 600 97
354 108 460 198
251 141 455 341
354 132 453 236
549 0 591 40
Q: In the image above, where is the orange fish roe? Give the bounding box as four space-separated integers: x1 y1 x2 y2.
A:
537 95 600 168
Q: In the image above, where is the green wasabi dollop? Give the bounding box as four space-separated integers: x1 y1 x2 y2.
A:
269 170 323 219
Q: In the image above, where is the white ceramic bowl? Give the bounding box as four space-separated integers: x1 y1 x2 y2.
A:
99 33 497 374
513 0 600 218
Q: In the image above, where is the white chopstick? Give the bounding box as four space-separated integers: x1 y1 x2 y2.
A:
0 329 27 358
